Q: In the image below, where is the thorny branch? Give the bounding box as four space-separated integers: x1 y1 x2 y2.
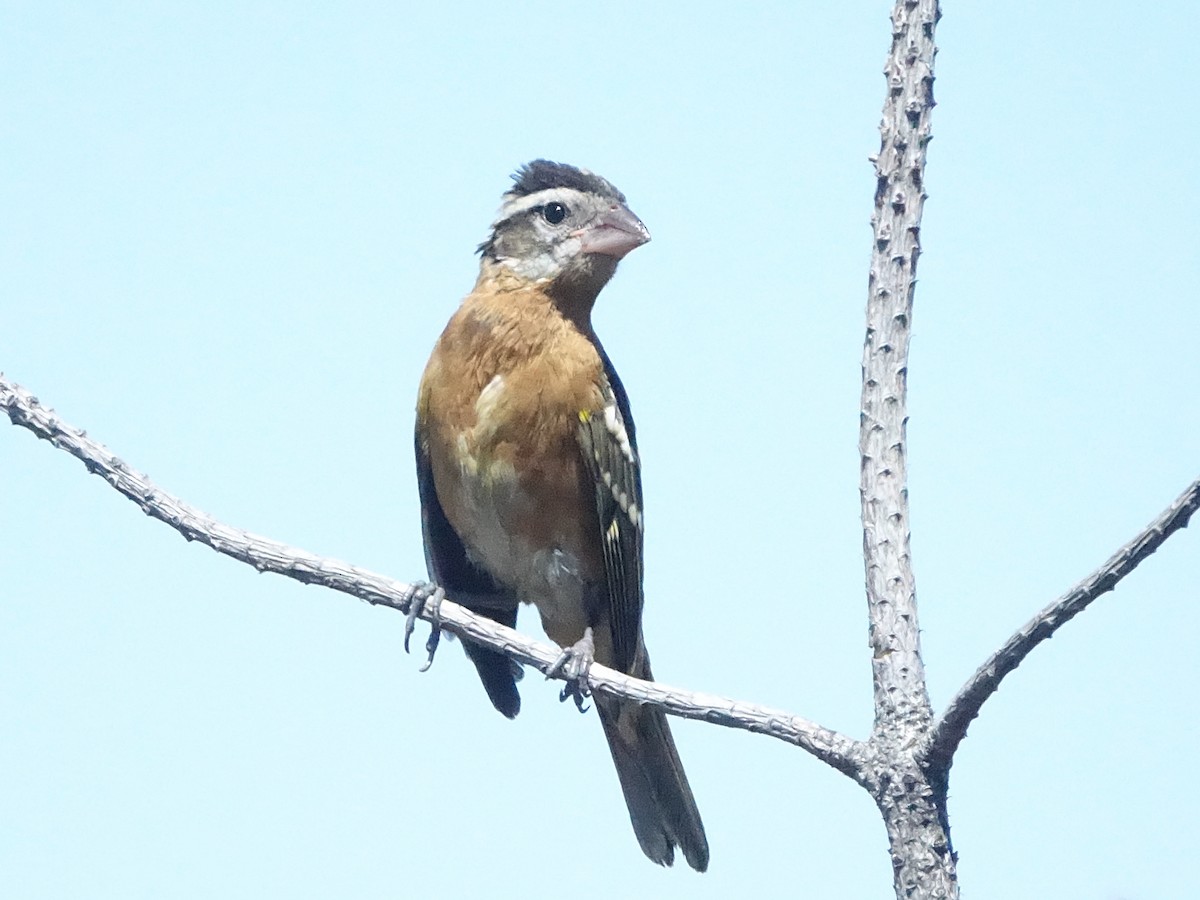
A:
860 0 938 743
857 3 959 896
0 373 864 780
4 6 1197 890
926 477 1200 768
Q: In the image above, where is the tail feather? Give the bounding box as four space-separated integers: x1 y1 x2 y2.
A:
597 693 709 872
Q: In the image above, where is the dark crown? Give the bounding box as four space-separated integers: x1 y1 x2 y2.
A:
506 160 625 203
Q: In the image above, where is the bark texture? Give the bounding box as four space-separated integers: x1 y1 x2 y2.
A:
4 1 1197 896
857 1 956 895
0 374 864 776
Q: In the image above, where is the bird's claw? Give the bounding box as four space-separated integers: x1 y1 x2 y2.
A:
546 627 594 713
403 582 445 672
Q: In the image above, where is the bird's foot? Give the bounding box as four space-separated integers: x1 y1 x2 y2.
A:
402 582 445 672
546 626 594 713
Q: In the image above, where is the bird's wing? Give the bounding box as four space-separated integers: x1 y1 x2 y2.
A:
414 424 523 718
577 351 644 675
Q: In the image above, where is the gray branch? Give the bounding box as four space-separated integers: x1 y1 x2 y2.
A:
0 372 865 780
6 5 1195 894
858 3 959 896
927 478 1200 767
860 0 938 743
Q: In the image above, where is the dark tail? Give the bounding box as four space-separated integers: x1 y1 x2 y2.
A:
596 662 708 872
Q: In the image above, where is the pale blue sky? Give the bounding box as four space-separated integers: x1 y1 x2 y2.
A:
2 2 1197 897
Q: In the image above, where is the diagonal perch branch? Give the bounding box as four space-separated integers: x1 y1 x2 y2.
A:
0 372 866 780
926 477 1200 767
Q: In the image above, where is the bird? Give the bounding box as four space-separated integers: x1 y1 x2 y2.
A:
412 160 709 872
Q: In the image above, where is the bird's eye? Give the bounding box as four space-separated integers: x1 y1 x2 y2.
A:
542 202 568 225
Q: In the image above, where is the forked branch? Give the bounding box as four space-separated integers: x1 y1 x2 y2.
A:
5 6 1196 890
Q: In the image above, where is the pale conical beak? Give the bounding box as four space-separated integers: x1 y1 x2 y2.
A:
576 203 651 259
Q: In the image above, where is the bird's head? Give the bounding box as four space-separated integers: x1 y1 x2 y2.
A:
478 160 650 303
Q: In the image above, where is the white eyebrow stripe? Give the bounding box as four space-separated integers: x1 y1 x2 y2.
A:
491 187 591 227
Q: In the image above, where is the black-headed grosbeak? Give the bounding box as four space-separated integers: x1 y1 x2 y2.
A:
413 161 708 871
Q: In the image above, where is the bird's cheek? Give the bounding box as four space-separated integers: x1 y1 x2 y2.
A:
556 235 583 263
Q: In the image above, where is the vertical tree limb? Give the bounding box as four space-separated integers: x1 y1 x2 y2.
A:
7 2 1192 894
859 2 955 896
861 0 939 742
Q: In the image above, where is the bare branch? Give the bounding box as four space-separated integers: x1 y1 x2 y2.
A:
1 372 865 778
855 5 961 897
927 478 1200 767
860 0 939 741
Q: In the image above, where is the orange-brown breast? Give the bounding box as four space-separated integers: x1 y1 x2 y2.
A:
418 281 612 655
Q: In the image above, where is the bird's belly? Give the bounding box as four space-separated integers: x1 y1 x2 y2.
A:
453 445 592 644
